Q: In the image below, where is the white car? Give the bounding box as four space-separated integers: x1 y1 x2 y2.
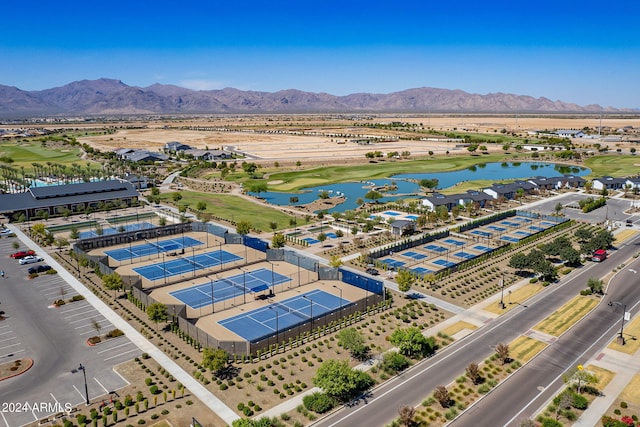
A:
0 228 12 235
19 255 44 265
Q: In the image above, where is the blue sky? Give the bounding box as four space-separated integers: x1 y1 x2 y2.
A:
1 0 639 108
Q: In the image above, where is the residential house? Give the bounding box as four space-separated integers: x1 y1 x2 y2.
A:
592 176 626 191
164 141 191 152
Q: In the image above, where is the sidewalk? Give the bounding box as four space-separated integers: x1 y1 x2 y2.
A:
9 225 240 426
574 346 640 426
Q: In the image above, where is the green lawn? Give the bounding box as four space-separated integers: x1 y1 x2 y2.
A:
266 153 520 191
0 141 90 170
159 191 297 232
583 155 640 178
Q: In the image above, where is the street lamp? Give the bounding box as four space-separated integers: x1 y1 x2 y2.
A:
608 301 629 345
209 276 215 314
302 295 314 333
499 274 506 309
128 236 133 265
269 306 279 344
78 363 90 405
218 242 223 271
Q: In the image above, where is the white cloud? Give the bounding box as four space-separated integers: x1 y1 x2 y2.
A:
179 79 226 90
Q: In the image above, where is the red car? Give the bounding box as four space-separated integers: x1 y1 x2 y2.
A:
10 250 36 259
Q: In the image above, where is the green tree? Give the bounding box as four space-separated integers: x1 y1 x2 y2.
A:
313 360 374 402
329 255 342 268
587 277 604 294
396 269 414 294
196 200 207 212
236 220 252 235
102 272 124 298
381 351 410 374
317 232 327 246
70 226 80 240
269 221 278 234
563 366 598 394
419 179 439 192
336 328 369 360
364 190 383 203
390 327 436 358
271 233 286 248
172 192 183 202
151 187 160 196
202 348 229 374
146 303 168 330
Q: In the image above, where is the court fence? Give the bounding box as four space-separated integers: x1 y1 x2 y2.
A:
72 221 390 358
368 229 450 260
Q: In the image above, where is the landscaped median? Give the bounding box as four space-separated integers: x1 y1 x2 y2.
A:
533 295 600 337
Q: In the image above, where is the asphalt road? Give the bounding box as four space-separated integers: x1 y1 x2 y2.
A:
314 233 640 427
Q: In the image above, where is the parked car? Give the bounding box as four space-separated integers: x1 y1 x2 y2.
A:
0 228 13 235
627 219 633 227
28 265 52 274
10 250 35 259
19 255 44 265
366 267 380 276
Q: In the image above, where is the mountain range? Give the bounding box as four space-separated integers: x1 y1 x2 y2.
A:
0 78 630 117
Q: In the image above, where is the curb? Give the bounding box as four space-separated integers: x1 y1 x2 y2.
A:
0 358 34 381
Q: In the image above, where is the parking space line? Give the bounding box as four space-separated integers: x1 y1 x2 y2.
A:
0 342 22 351
0 349 25 358
94 377 109 394
112 364 131 386
0 330 14 336
74 319 110 328
104 348 139 361
72 384 86 401
0 410 9 427
97 341 132 354
59 304 90 313
65 310 102 319
0 336 18 344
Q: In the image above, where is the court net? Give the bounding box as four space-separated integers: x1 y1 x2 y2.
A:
270 300 310 321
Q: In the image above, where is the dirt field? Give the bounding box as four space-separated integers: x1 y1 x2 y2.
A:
67 114 640 163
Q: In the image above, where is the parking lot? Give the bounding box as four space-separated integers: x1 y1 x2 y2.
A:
0 237 138 427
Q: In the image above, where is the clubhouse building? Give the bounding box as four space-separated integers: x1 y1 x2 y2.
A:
0 180 139 221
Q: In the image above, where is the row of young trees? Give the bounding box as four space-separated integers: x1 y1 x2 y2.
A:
508 228 613 281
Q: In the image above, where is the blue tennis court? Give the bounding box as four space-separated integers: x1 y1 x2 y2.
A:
381 258 406 268
501 236 520 242
412 267 433 275
424 244 448 253
432 259 456 268
134 249 242 281
473 245 492 253
500 221 520 227
487 225 506 232
528 225 545 231
219 289 350 342
80 221 155 239
404 215 419 220
402 251 427 260
512 217 532 223
383 211 401 216
169 268 292 308
443 238 465 246
325 232 337 239
541 221 556 227
454 251 475 260
514 230 530 236
302 237 320 245
106 236 204 261
471 230 492 237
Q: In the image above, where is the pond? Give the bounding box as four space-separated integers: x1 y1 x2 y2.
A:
249 162 589 213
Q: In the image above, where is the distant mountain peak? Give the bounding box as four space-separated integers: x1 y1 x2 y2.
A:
0 78 631 118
